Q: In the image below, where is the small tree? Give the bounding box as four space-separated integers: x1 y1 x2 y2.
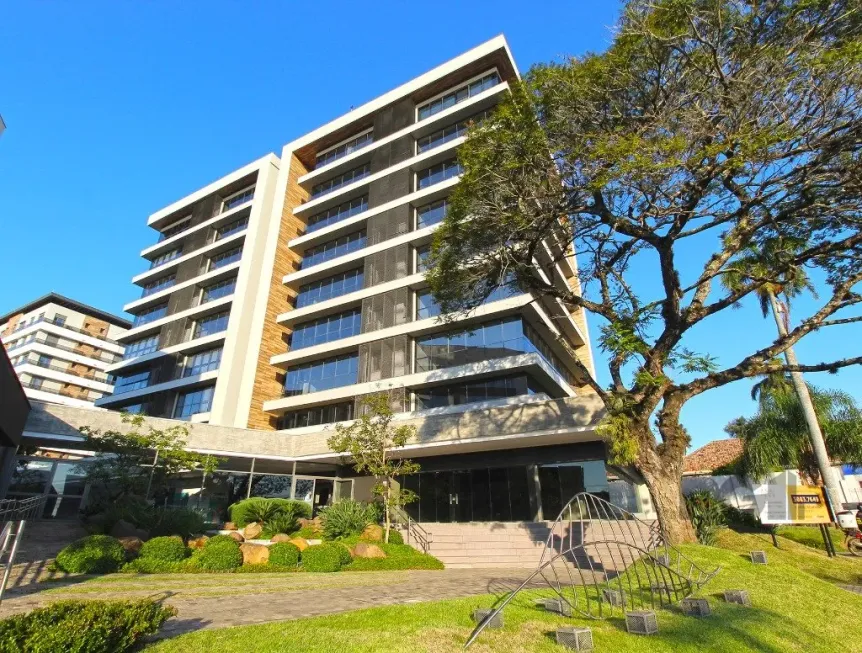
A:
727 380 862 484
78 413 221 509
327 394 419 543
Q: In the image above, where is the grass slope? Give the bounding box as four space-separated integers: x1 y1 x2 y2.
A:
147 529 862 653
775 524 845 552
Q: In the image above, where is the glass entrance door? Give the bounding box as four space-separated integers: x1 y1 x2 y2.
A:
313 479 334 517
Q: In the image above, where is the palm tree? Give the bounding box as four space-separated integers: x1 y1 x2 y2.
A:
722 239 844 511
727 383 862 485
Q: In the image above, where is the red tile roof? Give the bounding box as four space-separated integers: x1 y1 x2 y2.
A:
684 439 744 474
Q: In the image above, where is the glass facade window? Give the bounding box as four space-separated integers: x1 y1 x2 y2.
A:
316 131 374 167
210 246 243 270
417 72 501 121
283 353 359 396
301 231 366 269
307 196 368 233
415 315 573 383
539 461 610 519
417 159 463 190
416 198 449 228
201 276 237 303
133 303 167 327
416 245 431 273
194 311 229 339
183 347 222 376
123 335 160 359
296 268 363 308
141 274 176 297
150 247 182 269
223 187 254 212
416 290 441 320
159 217 190 241
174 385 215 419
417 110 489 154
415 373 541 410
277 401 355 430
216 215 249 240
114 370 151 393
121 403 147 415
311 163 371 199
291 309 362 350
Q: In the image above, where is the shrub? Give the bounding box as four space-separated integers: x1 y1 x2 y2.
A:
335 543 353 566
301 544 343 572
684 490 727 546
261 514 301 539
197 539 242 571
0 599 176 652
207 534 238 545
343 542 444 571
55 535 126 574
387 529 404 545
268 542 301 568
228 498 311 528
320 500 377 540
148 508 205 539
121 557 191 574
725 505 762 529
139 536 188 562
295 525 320 539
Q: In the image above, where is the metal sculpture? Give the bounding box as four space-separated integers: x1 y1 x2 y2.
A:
465 492 720 647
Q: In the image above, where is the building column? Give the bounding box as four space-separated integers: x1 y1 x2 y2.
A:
527 464 543 521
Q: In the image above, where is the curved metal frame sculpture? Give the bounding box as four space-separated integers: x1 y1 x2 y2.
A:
465 492 720 647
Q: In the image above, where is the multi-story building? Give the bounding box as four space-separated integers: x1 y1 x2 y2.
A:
86 36 618 526
0 294 129 407
95 155 283 422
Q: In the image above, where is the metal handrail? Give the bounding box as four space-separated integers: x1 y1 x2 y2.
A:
7 336 119 363
0 496 44 607
391 507 432 554
11 316 121 345
17 358 113 384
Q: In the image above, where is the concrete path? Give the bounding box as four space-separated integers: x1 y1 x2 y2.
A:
0 568 548 638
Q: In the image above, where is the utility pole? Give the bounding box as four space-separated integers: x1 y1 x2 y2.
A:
767 291 844 516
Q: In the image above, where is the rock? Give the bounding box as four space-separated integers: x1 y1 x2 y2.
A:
239 543 270 565
361 524 384 542
224 522 238 531
117 536 143 557
188 536 209 550
271 534 293 543
297 517 323 534
243 522 263 540
353 542 386 559
227 531 245 543
288 537 309 551
110 519 149 541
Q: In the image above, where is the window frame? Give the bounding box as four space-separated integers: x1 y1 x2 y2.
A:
315 129 374 168
220 185 255 214
415 69 501 122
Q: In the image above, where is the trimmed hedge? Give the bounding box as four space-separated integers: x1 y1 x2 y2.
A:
55 535 126 574
139 536 188 562
207 534 239 546
0 599 176 652
268 542 301 568
301 543 343 572
197 539 243 571
334 543 353 566
387 530 404 545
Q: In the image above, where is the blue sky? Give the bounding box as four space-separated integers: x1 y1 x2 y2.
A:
1 1 859 450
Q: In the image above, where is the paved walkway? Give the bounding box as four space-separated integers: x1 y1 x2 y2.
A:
0 568 547 637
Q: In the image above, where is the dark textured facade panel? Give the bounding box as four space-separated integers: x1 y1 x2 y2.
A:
364 244 410 287
369 168 410 208
372 97 415 141
367 204 410 245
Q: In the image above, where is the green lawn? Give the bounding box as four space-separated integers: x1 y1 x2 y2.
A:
146 529 862 653
775 524 845 552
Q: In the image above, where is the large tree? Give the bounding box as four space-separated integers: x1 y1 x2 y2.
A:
428 0 862 541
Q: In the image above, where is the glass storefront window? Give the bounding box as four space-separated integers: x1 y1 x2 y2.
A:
8 460 52 494
51 462 87 496
250 475 293 498
294 479 315 503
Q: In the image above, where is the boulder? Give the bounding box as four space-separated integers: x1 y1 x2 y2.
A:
117 536 143 557
297 517 323 534
361 524 384 542
110 519 149 541
288 537 309 551
239 542 270 565
243 522 263 540
353 542 386 559
188 536 209 550
227 531 245 543
224 522 238 531
271 534 293 543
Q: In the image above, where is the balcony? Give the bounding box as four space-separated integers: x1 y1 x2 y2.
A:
9 316 120 345
16 357 114 384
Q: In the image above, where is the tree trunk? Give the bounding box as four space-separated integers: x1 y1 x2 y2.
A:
767 290 844 516
639 463 697 544
383 478 391 544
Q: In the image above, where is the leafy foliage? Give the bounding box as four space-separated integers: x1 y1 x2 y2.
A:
0 599 176 653
327 394 419 543
300 544 343 573
55 535 126 574
228 498 311 529
684 490 727 546
727 382 862 482
426 0 862 542
268 543 301 568
319 500 377 540
197 539 243 571
139 536 188 562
